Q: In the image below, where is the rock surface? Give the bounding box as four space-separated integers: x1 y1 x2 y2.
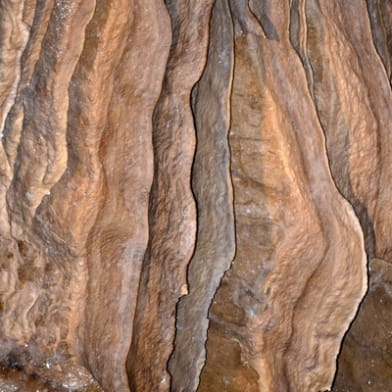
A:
0 1 390 392
127 1 214 391
199 2 366 391
168 1 235 390
333 258 392 392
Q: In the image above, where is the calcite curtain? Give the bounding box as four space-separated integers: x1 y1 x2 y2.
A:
0 0 391 391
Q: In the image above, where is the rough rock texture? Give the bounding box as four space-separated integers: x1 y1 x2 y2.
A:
0 1 390 392
289 1 392 390
295 0 392 260
168 1 235 390
199 2 366 392
333 258 392 392
127 1 214 391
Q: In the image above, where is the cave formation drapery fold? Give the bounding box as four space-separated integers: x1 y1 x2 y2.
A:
0 0 391 391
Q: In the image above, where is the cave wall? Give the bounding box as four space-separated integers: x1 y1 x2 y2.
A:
0 1 390 391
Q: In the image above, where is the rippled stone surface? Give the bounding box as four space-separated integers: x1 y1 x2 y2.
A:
0 1 390 391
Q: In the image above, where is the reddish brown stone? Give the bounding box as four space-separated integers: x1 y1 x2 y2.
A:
200 2 367 391
291 1 392 390
127 1 215 390
333 258 392 392
0 1 390 391
168 1 235 390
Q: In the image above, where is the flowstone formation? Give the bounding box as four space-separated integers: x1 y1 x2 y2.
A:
0 1 390 391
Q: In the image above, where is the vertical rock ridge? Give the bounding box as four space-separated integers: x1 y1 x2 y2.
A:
168 0 235 390
7 0 95 230
127 1 216 391
299 0 392 260
0 1 390 391
199 2 367 391
293 12 392 389
2 0 55 174
79 1 171 391
288 0 315 98
0 0 31 237
0 0 96 354
0 2 108 390
366 0 392 82
0 0 29 133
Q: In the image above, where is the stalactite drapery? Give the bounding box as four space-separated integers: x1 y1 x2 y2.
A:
0 0 390 391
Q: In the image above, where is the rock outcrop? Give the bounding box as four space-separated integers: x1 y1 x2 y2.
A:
0 1 390 391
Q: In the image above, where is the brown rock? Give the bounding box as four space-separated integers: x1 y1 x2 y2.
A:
76 1 171 391
199 1 367 391
333 259 392 392
295 0 392 261
127 1 215 390
0 1 390 391
1 1 171 390
1 3 98 386
291 1 392 389
168 0 235 390
367 0 392 83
